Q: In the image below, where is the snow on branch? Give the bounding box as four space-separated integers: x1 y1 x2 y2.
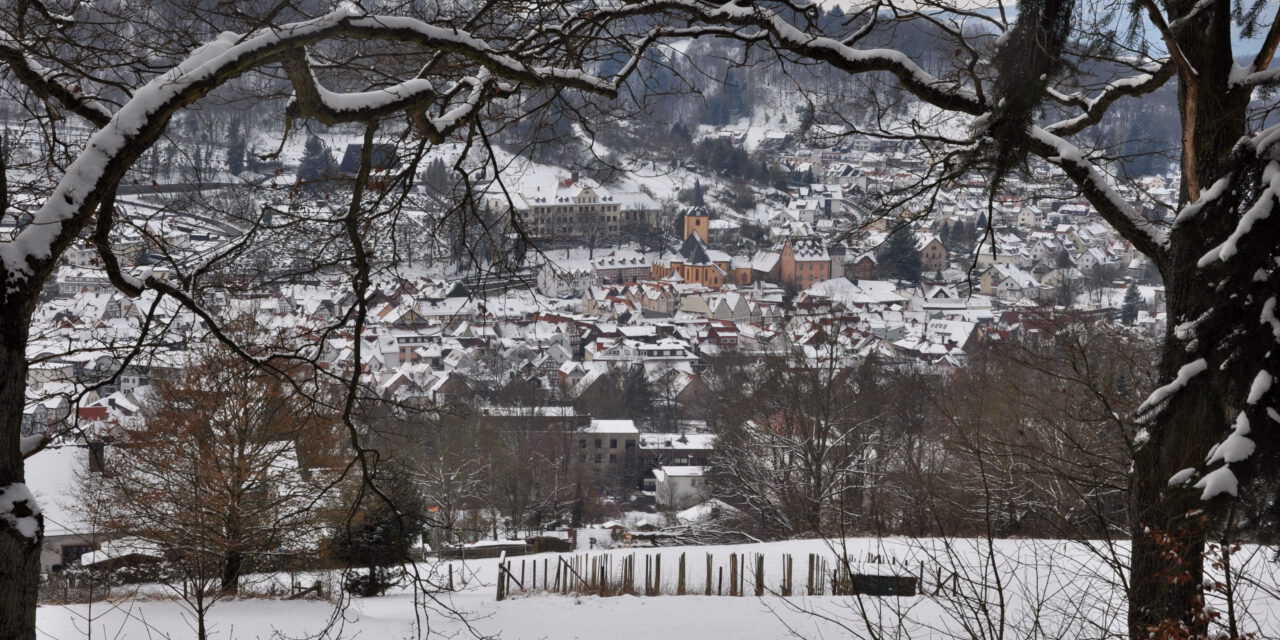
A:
1263 297 1280 341
1194 465 1239 500
1248 370 1273 404
19 434 47 459
1206 411 1256 465
1043 60 1174 137
1028 126 1169 258
1173 175 1232 227
591 0 985 115
340 16 620 94
1198 160 1280 266
1233 62 1280 88
1136 358 1207 418
0 29 113 127
0 6 632 289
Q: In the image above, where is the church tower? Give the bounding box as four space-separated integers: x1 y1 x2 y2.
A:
682 206 710 244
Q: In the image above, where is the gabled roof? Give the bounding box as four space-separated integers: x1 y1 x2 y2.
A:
680 233 713 265
787 235 829 261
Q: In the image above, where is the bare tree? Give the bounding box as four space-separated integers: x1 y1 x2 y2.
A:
0 2 707 635
81 341 337 639
709 341 878 537
541 0 1280 632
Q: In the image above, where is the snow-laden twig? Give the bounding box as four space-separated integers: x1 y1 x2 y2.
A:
1136 358 1208 418
1044 60 1173 137
1028 126 1169 257
1198 161 1280 265
0 5 630 288
1194 465 1238 499
0 28 114 126
590 0 985 115
1247 370 1273 404
1173 175 1232 227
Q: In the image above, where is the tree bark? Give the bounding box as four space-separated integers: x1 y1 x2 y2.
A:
0 302 39 640
221 550 242 595
1127 4 1257 636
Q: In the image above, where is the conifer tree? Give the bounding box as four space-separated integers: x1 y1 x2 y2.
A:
691 179 705 206
876 226 923 284
297 135 335 190
1121 282 1142 326
226 117 245 175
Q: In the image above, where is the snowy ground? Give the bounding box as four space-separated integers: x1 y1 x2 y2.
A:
37 537 1280 640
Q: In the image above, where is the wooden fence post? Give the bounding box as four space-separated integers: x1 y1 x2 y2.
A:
729 554 738 597
705 553 713 596
755 553 764 596
497 552 507 601
807 554 815 595
677 553 686 595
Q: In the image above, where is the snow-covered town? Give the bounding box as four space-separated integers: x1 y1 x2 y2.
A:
24 130 1167 524
4 2 1280 640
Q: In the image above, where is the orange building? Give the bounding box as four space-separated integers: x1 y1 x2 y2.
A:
779 236 831 290
651 206 751 288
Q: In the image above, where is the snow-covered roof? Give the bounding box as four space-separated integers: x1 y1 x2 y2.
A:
583 419 639 434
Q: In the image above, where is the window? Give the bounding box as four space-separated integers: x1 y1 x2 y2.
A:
579 454 587 462
609 454 618 463
625 440 635 450
61 544 94 567
595 438 602 448
579 439 586 448
594 454 603 463
610 439 618 448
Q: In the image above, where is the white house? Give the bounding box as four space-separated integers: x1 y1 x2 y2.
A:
652 465 710 509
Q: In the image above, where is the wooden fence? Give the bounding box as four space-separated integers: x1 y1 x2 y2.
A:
494 551 934 601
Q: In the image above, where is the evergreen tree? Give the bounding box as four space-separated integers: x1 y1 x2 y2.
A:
226 117 246 175
328 470 426 597
876 226 923 283
1055 249 1074 270
423 158 449 194
297 135 335 189
671 122 691 143
1120 283 1142 325
691 179 705 206
796 103 815 136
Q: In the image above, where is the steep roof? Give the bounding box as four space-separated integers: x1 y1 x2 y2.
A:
788 236 829 261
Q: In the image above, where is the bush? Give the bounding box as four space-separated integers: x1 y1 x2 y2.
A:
343 567 400 597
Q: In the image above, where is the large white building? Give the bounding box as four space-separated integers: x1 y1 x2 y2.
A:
486 174 660 241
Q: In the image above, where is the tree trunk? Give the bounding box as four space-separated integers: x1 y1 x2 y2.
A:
1127 5 1256 636
221 550 242 595
0 310 39 640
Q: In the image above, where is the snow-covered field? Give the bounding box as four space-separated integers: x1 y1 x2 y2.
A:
37 537 1280 640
